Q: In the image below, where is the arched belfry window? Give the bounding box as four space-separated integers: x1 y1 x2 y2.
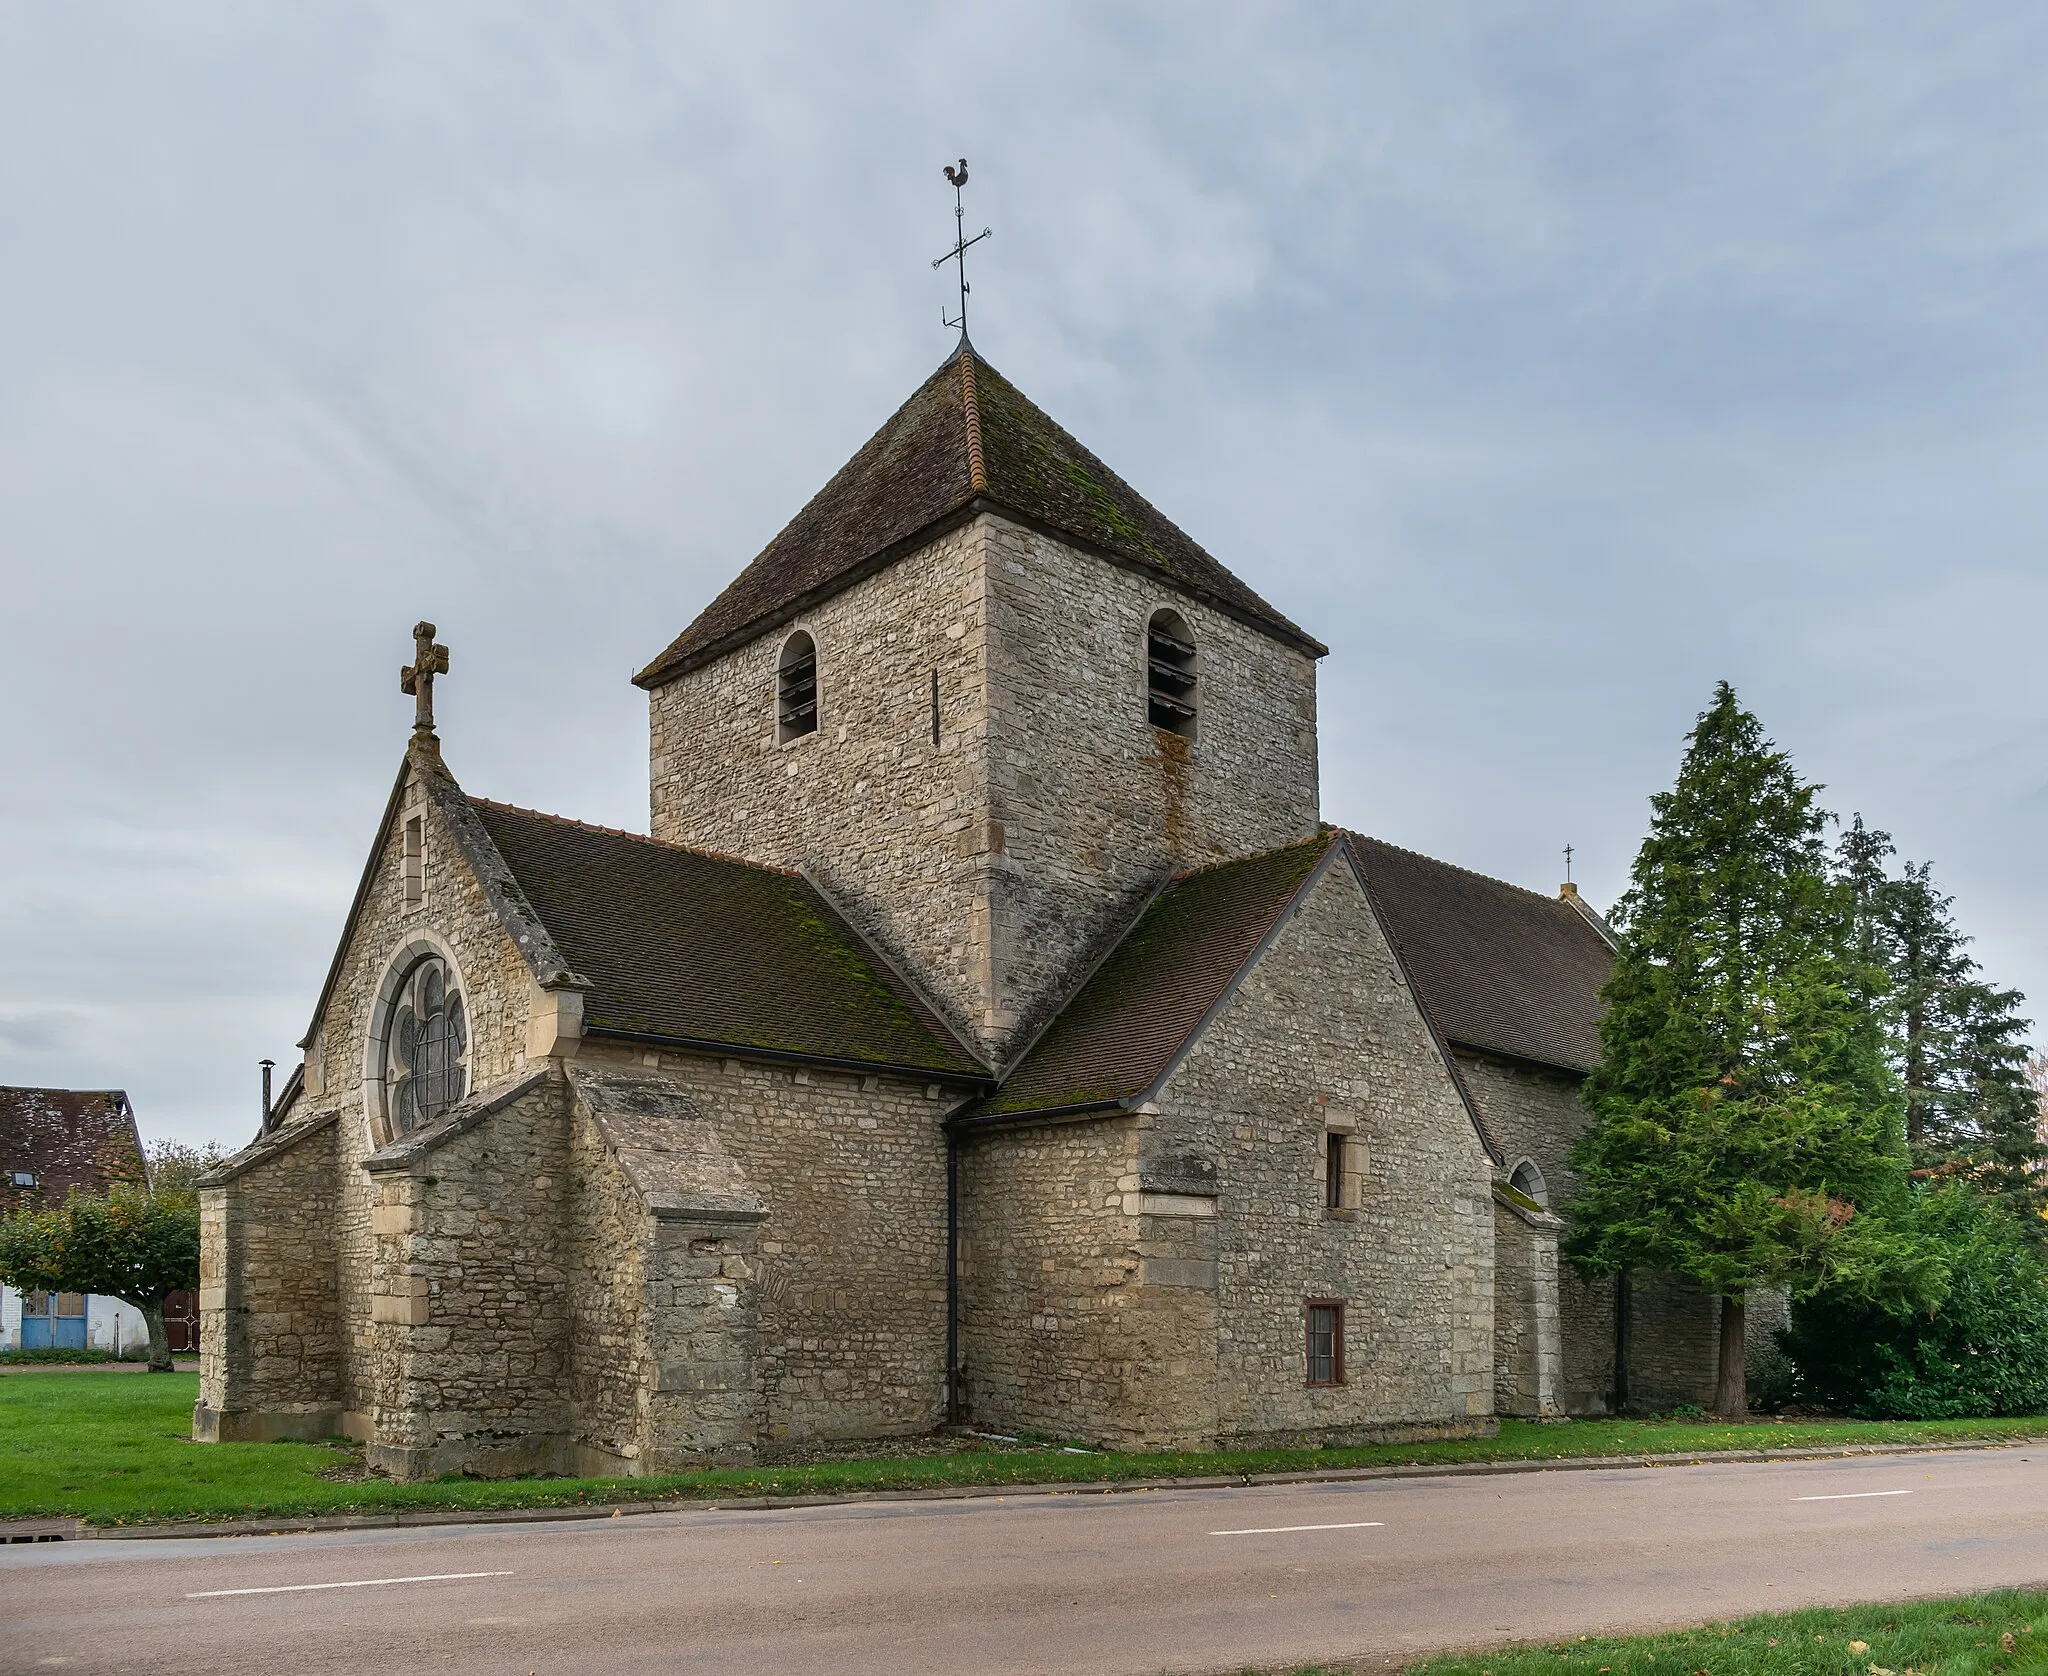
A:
1509 1158 1548 1208
1146 610 1197 738
777 630 818 743
385 955 469 1135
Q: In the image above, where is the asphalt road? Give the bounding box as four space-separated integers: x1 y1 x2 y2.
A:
5 1449 2047 1676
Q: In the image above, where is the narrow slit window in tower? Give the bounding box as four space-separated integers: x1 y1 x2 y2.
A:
1146 610 1197 737
402 815 424 909
778 631 818 743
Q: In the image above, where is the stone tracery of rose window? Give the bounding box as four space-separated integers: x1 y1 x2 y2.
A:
386 956 469 1134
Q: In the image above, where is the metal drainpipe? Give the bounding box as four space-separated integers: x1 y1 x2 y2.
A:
945 1126 961 1426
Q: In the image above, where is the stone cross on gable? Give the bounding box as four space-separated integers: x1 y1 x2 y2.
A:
401 621 449 739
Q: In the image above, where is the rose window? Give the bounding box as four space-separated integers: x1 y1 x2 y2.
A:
386 956 469 1134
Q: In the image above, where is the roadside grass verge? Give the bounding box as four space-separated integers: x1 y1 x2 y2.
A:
5 1373 2046 1528
1365 1589 2048 1676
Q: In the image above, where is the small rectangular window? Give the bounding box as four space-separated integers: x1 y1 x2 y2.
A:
402 816 424 909
10 1170 35 1188
1324 1132 1346 1210
1306 1300 1344 1387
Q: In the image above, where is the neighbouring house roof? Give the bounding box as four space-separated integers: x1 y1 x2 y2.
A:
971 833 1340 1120
0 1088 148 1212
634 341 1325 687
469 800 988 1081
1345 835 1612 1074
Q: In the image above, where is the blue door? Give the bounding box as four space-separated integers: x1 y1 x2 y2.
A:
20 1292 86 1350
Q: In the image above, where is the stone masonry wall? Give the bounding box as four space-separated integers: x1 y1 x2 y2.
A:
957 1112 1187 1446
361 1072 575 1479
981 519 1321 1048
1454 1050 1719 1414
195 1114 343 1442
318 761 543 1440
960 854 1496 1449
646 523 995 1047
1453 1052 1613 1412
1492 1201 1560 1417
1167 858 1495 1444
564 1100 653 1467
202 751 554 1456
645 514 1322 1059
575 1038 952 1447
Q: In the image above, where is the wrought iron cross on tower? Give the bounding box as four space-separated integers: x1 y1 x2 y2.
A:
932 158 991 336
401 620 449 740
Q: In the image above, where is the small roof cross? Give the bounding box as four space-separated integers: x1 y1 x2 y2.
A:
401 621 449 740
1563 843 1575 884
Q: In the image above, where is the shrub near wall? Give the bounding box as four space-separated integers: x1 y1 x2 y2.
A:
1784 1186 2048 1419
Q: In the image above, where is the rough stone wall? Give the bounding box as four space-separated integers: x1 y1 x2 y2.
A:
200 752 553 1456
194 1115 343 1442
1170 859 1496 1444
359 1073 575 1479
574 1038 952 1447
1453 1052 1612 1412
1626 1271 1722 1411
957 1113 1180 1446
646 523 994 1046
1492 1201 1561 1417
1453 1050 1721 1414
960 857 1496 1449
316 762 542 1440
564 1102 653 1467
981 519 1321 1048
644 514 1321 1058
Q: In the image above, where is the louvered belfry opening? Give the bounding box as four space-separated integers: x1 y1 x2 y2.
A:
777 630 818 742
1146 609 1197 737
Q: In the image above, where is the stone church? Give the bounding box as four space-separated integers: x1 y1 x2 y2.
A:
197 340 1719 1477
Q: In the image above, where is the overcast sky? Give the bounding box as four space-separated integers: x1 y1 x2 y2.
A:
2 4 2044 1149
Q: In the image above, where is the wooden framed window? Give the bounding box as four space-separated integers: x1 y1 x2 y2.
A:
1305 1299 1344 1386
777 630 819 743
1146 609 1197 737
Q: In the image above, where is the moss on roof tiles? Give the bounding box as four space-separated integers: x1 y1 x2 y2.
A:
1344 834 1612 1074
470 801 984 1078
636 344 1321 687
976 833 1336 1119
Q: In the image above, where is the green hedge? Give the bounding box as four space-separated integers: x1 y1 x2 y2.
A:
1784 1186 2048 1419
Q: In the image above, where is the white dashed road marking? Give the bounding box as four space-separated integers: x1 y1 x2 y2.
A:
1794 1491 1913 1502
187 1571 514 1598
1210 1521 1385 1536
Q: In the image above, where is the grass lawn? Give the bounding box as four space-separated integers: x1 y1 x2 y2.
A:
1353 1589 2048 1676
3 1372 2046 1528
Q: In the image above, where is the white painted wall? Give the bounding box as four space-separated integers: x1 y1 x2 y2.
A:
0 1285 151 1355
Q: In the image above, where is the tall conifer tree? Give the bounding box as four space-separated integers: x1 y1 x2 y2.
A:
1565 684 1911 1415
1836 821 2043 1219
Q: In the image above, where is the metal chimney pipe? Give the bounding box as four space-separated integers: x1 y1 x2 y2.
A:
259 1058 275 1134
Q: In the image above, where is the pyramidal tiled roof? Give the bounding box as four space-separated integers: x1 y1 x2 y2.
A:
635 341 1324 687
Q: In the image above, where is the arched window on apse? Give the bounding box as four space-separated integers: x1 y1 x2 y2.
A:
777 630 819 743
1509 1158 1549 1208
1146 609 1197 738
